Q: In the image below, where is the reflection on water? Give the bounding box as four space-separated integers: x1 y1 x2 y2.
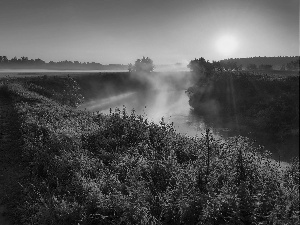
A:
78 77 298 162
79 89 224 138
79 92 136 112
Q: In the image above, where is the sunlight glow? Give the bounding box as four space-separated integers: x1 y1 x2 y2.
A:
216 35 238 56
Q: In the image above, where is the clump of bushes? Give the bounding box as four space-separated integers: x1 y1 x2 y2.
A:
2 76 299 224
187 72 299 158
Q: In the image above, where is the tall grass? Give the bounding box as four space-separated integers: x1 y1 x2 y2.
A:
1 76 299 224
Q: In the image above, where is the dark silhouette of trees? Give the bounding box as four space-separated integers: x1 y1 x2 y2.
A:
188 58 242 83
212 61 223 72
220 59 243 71
128 63 134 72
34 58 46 66
220 56 299 71
135 56 154 73
188 57 211 74
129 57 154 73
21 56 28 63
0 56 8 64
0 55 127 70
188 58 242 84
188 57 214 82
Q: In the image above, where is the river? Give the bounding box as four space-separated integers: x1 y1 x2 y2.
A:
78 89 214 137
78 72 298 162
78 72 216 138
2 70 296 161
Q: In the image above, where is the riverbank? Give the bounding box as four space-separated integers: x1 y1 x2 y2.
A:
0 75 298 224
187 71 299 161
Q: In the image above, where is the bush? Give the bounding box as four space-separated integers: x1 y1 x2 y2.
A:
2 77 298 224
129 57 154 73
187 72 299 149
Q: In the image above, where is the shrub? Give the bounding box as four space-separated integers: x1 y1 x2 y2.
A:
2 77 298 224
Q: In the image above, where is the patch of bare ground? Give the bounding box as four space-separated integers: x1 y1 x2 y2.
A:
0 93 28 224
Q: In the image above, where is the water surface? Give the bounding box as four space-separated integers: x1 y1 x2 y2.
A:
78 73 298 162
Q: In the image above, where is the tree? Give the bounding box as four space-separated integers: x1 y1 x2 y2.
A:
10 56 18 63
136 56 154 73
2 56 8 63
188 57 214 76
21 56 28 62
187 57 215 84
34 58 45 66
220 61 239 71
129 56 154 73
128 63 134 72
212 60 223 72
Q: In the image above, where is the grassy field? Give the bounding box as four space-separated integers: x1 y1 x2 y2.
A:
0 75 299 224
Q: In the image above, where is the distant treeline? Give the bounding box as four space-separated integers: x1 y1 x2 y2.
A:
220 56 299 71
0 56 128 70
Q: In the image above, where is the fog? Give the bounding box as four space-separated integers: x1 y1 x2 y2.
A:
77 70 298 161
78 71 218 137
76 71 237 139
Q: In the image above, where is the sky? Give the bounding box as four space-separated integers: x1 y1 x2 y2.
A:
0 0 299 65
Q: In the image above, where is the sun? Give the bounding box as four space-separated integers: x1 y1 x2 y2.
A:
216 35 238 56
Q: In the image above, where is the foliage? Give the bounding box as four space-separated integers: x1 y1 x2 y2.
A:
0 55 127 70
129 56 154 73
220 60 242 71
1 77 299 224
187 58 242 83
187 71 299 148
220 56 299 71
187 57 214 82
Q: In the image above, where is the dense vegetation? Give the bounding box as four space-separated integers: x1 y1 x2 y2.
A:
220 56 299 71
1 55 298 72
187 72 299 135
0 75 299 224
128 57 155 73
0 55 127 70
187 58 299 160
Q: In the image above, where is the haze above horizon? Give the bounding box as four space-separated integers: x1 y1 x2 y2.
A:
0 0 299 65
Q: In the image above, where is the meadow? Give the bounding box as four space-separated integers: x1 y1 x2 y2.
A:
0 74 298 224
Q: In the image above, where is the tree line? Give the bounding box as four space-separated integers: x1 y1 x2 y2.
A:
220 56 299 71
0 56 127 70
127 56 299 75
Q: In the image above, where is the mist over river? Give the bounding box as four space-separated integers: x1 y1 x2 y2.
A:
79 89 213 137
78 72 298 162
78 72 215 138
